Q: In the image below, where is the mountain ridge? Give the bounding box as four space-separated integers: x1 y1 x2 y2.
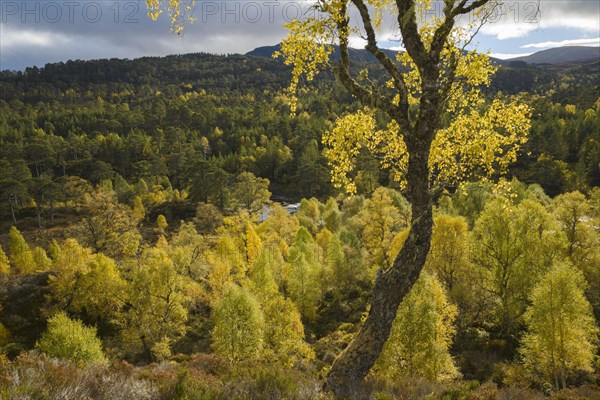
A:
247 44 600 66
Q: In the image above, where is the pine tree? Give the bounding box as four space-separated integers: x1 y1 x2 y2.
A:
520 263 598 390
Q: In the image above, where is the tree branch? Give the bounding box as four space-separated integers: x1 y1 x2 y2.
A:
334 3 397 116
395 0 427 71
351 0 411 132
457 0 492 15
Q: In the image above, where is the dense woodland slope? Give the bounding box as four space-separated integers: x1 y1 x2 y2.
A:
0 49 599 399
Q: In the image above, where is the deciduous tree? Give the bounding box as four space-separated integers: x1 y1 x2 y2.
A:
7 226 36 274
211 284 264 363
36 312 107 367
232 172 271 213
374 273 458 382
520 263 598 390
148 0 531 393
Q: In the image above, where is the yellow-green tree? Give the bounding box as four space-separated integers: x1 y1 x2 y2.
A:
48 238 93 311
246 248 313 366
232 172 271 213
323 197 341 233
132 195 146 221
374 273 458 382
123 247 189 361
520 263 598 390
36 312 107 367
296 198 322 235
355 187 403 271
553 192 600 319
148 0 531 394
471 199 565 334
76 186 141 259
32 246 52 271
425 214 470 295
261 295 313 366
285 227 322 320
7 226 36 274
211 284 264 364
553 191 592 258
156 214 168 235
170 221 211 280
0 245 10 276
75 253 127 319
220 213 262 270
256 203 300 248
247 247 280 298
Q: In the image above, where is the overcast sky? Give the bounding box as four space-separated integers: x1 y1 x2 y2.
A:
1 0 599 70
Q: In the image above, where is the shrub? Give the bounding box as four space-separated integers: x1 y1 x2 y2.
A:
36 312 107 367
1 352 157 400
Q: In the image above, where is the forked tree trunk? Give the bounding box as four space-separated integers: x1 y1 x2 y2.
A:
324 145 434 398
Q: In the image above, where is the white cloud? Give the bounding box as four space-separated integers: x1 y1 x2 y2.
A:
521 37 600 49
0 28 72 49
480 23 538 40
480 1 599 40
490 52 534 60
388 45 406 52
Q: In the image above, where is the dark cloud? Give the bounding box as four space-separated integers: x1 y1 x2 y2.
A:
0 0 598 70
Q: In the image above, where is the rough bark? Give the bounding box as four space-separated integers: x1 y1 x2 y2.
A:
322 0 491 396
324 120 435 398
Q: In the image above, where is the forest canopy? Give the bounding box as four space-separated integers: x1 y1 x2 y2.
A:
0 1 599 396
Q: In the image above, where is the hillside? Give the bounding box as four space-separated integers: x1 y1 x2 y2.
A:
508 46 600 64
1 41 600 400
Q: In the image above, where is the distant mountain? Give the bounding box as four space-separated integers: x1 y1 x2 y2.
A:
249 44 511 66
506 46 600 65
249 44 599 67
247 43 399 63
